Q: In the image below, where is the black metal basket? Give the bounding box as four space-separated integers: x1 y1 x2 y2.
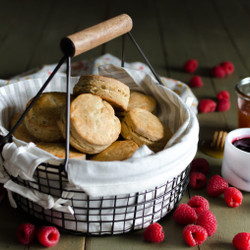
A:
10 163 190 235
0 14 191 235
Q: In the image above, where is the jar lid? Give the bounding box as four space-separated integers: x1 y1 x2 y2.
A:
236 77 250 101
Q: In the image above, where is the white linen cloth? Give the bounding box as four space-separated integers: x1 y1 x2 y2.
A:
0 64 199 199
0 53 198 114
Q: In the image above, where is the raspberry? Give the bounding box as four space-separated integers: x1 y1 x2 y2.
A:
37 226 60 247
183 59 198 73
211 65 226 78
217 90 230 100
221 61 235 75
217 98 231 112
196 210 217 236
16 223 35 245
206 175 229 197
189 172 207 189
189 75 203 88
232 232 250 250
173 203 197 225
187 196 210 216
198 99 217 113
183 224 208 247
224 187 243 208
143 223 165 243
190 158 210 174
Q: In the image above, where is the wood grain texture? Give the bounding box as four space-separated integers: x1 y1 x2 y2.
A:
62 14 133 57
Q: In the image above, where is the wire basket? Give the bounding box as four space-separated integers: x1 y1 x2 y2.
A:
11 162 190 235
0 14 195 235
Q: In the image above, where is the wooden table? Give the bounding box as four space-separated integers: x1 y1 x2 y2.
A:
0 0 250 249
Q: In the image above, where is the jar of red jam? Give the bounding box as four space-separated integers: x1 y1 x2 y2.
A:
236 77 250 128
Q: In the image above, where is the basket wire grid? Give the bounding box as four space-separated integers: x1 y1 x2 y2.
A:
0 15 190 235
12 164 190 235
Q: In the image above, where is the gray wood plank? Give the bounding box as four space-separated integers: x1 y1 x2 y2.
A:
104 0 166 76
183 0 248 130
214 0 250 76
0 1 53 78
28 0 109 70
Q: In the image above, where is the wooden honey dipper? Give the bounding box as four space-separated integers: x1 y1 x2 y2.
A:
201 130 228 159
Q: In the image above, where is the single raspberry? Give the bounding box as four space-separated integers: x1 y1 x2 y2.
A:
16 223 36 245
211 65 226 78
196 210 217 236
190 158 210 174
189 172 207 189
198 99 217 113
189 75 203 88
224 187 243 208
183 59 198 73
183 224 208 247
206 175 229 197
221 61 235 75
232 232 250 250
187 196 210 216
37 226 60 247
217 98 231 112
143 222 165 243
173 203 197 225
217 90 230 100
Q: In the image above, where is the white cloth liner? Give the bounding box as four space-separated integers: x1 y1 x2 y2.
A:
0 64 199 233
4 180 74 214
0 53 198 115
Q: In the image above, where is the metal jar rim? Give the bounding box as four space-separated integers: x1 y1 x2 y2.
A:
236 77 250 101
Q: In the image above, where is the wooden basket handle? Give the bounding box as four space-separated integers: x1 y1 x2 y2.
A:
60 14 133 57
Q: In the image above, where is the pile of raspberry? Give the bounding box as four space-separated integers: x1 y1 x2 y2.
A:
183 59 234 113
198 90 231 113
143 195 217 246
143 157 246 247
189 158 243 208
174 195 216 246
16 223 60 247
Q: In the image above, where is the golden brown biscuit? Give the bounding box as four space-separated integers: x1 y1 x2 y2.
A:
36 142 86 160
121 108 172 152
128 91 157 112
73 75 130 111
117 91 157 117
90 140 139 161
58 93 121 154
10 112 36 143
24 92 67 142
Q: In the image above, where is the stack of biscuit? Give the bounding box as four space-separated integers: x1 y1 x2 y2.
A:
10 75 173 161
57 93 121 154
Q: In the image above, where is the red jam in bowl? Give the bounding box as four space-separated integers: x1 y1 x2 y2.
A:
232 136 250 153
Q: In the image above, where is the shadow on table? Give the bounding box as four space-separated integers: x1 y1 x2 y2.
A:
167 65 212 78
208 241 234 249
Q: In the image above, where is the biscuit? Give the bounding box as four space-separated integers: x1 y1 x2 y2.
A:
129 91 156 111
24 92 66 142
73 75 130 111
36 142 86 160
10 112 36 143
90 140 139 161
121 108 172 152
58 93 121 154
117 91 157 117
